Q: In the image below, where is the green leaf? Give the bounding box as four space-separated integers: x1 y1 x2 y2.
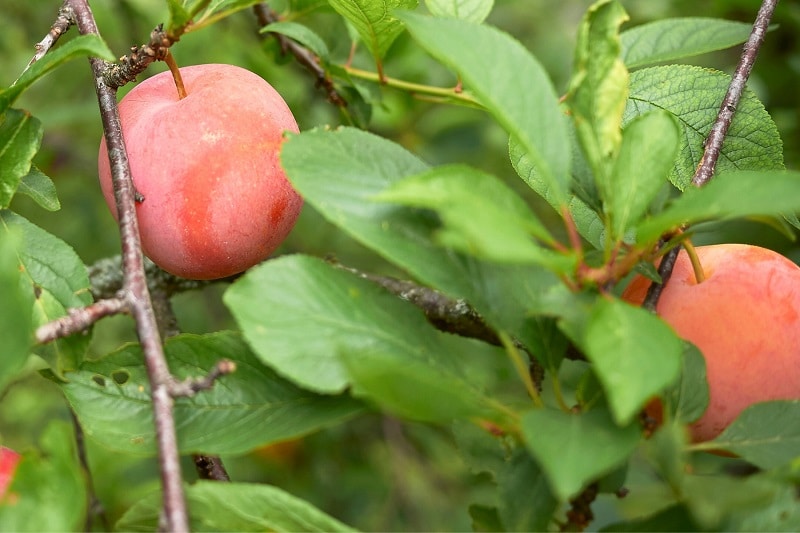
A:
567 0 629 188
497 449 558 531
16 165 60 212
0 210 91 375
192 1 266 30
0 230 32 393
327 0 418 62
583 298 682 425
665 343 708 425
621 18 754 69
607 110 680 241
167 0 192 31
0 34 115 113
261 22 330 61
636 171 800 246
117 481 357 532
702 400 800 469
626 65 784 190
601 505 699 532
224 255 505 422
0 422 87 532
0 109 43 208
399 12 571 207
521 407 640 501
375 164 574 271
424 0 494 23
681 474 779 530
60 332 364 455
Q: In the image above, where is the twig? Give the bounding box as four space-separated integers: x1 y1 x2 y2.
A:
169 359 237 397
66 1 189 531
253 3 347 107
103 24 173 89
643 0 778 310
193 454 231 481
15 1 75 84
35 297 127 343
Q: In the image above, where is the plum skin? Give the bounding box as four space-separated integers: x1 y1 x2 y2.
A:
98 63 303 280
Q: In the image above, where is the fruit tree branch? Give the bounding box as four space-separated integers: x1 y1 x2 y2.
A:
15 1 75 84
66 1 189 531
643 0 778 311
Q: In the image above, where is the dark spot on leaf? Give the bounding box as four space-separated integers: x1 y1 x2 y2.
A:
112 370 130 385
33 285 42 299
92 375 106 387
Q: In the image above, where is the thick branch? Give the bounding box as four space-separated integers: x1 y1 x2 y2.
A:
103 24 174 89
66 1 188 531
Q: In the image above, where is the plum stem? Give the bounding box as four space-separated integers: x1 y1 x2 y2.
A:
164 50 187 99
683 240 707 284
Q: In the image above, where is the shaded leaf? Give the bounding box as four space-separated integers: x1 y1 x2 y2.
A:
497 449 558 531
117 481 356 532
601 505 699 532
399 12 571 206
0 109 43 208
622 18 754 69
261 22 331 61
625 65 783 190
607 110 679 241
60 332 364 455
583 298 682 425
425 0 494 23
16 165 60 211
0 229 32 393
521 407 639 501
636 171 800 246
327 0 418 62
0 34 115 113
0 210 91 375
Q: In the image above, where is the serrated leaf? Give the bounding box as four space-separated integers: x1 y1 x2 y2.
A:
16 165 60 212
621 18 754 69
568 0 629 188
701 401 800 469
224 255 505 422
606 110 679 240
583 298 682 425
60 332 364 455
0 109 43 208
327 0 417 62
0 230 32 392
425 0 494 22
521 407 639 501
116 481 357 532
261 22 330 61
0 34 115 113
399 12 571 207
0 210 91 375
626 65 784 190
636 170 800 246
375 164 574 271
0 422 87 531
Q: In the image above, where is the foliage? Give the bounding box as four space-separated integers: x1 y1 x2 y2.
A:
1 0 800 531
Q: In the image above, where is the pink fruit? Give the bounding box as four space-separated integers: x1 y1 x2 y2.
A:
98 64 303 280
0 447 21 501
623 244 800 442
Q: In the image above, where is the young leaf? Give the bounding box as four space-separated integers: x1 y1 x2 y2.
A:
606 110 679 241
0 230 32 393
398 11 571 207
166 0 192 31
16 165 60 212
0 422 87 532
374 164 574 272
701 400 800 469
521 407 640 501
59 332 364 455
621 18 754 69
0 210 91 375
260 22 331 61
636 170 800 246
425 0 494 23
0 34 115 113
582 298 682 425
117 481 356 532
327 0 418 64
0 109 43 208
625 65 784 190
567 0 629 188
224 255 506 422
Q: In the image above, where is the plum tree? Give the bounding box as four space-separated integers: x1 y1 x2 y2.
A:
98 63 303 280
623 244 800 442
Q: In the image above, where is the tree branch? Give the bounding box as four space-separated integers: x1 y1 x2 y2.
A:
643 0 779 310
15 1 75 84
66 1 188 530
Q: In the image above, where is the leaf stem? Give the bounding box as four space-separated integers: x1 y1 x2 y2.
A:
499 330 544 408
343 65 481 106
682 239 706 284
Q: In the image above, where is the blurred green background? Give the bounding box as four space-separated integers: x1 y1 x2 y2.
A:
1 0 799 530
